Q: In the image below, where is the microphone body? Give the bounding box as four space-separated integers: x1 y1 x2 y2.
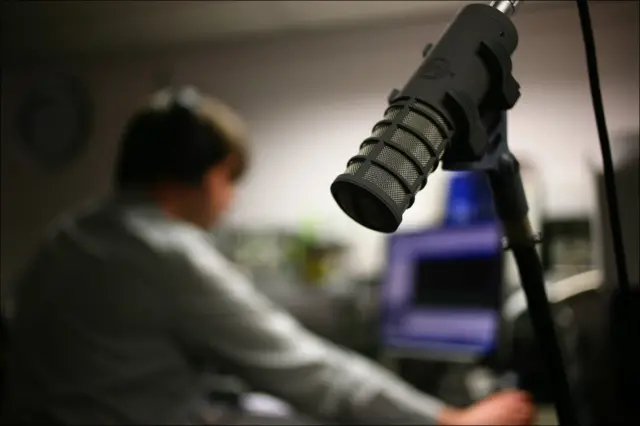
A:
331 3 521 233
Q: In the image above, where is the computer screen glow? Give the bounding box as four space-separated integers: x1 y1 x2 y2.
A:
381 223 503 355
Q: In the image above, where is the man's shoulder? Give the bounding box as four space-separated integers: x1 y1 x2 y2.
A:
124 210 210 253
48 198 209 252
48 196 231 278
124 215 249 296
121 207 230 272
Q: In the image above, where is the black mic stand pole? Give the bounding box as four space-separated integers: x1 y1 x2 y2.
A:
438 2 579 424
443 111 579 426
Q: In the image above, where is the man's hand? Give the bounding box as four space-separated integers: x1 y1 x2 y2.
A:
438 390 536 425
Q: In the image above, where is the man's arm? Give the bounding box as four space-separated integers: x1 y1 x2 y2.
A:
165 229 447 425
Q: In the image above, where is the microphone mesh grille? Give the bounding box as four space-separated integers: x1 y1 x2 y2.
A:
358 102 448 206
332 98 450 232
390 128 434 167
384 107 403 121
363 165 407 205
358 143 377 156
376 146 420 186
345 161 362 175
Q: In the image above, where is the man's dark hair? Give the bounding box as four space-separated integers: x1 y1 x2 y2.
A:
114 88 248 190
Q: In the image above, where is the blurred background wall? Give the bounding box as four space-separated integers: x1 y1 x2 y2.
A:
1 0 638 290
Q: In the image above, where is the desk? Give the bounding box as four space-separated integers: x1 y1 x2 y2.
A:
227 407 556 425
207 409 321 425
207 402 558 425
536 405 558 425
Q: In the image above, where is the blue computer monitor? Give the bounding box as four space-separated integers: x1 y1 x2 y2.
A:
380 222 504 358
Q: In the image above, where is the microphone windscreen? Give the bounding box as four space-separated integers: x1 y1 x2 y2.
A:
331 100 450 233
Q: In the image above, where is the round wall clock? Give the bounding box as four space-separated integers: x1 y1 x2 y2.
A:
16 74 93 171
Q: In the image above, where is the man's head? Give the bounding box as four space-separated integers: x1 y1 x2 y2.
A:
114 87 248 229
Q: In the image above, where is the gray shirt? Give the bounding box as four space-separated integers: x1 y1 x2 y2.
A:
2 194 445 425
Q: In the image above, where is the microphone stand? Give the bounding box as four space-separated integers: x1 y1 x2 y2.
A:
442 111 579 426
433 2 579 424
337 0 580 422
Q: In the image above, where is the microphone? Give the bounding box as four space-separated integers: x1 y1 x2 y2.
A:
331 1 522 233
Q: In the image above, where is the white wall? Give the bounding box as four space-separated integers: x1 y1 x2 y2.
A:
1 2 638 288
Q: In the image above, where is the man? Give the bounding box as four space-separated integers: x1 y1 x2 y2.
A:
1 87 535 425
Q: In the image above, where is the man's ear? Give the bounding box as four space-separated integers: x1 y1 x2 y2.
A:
224 152 247 182
203 161 231 184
